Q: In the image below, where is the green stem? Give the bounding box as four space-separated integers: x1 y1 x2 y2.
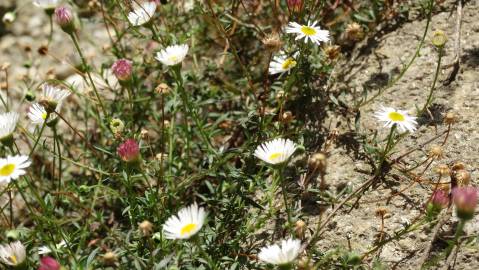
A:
420 47 443 115
375 125 396 176
69 33 108 119
278 165 293 230
29 120 48 157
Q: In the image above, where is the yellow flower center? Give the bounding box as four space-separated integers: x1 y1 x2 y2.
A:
282 58 297 70
300 26 317 36
268 152 282 161
388 111 405 122
0 163 15 177
9 255 17 265
41 112 48 120
180 223 197 236
169 55 178 62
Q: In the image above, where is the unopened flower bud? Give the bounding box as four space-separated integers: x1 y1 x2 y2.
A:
54 6 75 34
138 220 154 236
294 220 307 239
102 251 118 266
39 256 61 270
275 90 285 101
117 139 140 163
2 12 16 26
111 59 132 81
345 22 364 41
432 30 447 48
110 118 125 134
428 145 444 159
427 190 449 218
452 187 478 220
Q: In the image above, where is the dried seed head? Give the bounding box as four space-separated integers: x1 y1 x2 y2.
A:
308 153 327 173
297 256 313 270
140 129 149 139
102 251 118 266
287 0 303 13
431 30 447 48
155 152 167 161
0 62 11 71
138 220 154 236
281 111 293 123
455 170 471 187
443 111 457 125
324 45 341 61
275 90 286 101
294 220 307 239
435 164 450 177
345 22 364 41
451 162 465 171
375 207 388 218
428 145 444 159
155 83 170 95
437 183 451 193
262 32 283 52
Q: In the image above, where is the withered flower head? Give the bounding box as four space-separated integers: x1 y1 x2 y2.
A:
262 32 283 52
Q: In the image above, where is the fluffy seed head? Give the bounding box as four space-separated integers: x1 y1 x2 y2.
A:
155 83 170 95
443 111 457 125
428 145 444 159
308 152 327 173
345 22 364 41
455 170 471 187
294 220 307 239
435 164 450 177
102 251 118 266
139 220 154 236
262 32 283 52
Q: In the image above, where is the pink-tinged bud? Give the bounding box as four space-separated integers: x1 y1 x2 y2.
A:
111 59 133 81
452 187 478 220
117 139 140 163
54 6 75 33
427 190 449 219
39 256 61 270
287 0 303 13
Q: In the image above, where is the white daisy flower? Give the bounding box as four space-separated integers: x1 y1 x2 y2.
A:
41 84 70 106
33 0 59 10
38 240 67 255
163 203 206 239
258 238 301 266
127 1 156 26
285 21 330 45
254 138 298 165
0 241 26 266
28 103 58 126
0 112 19 141
374 106 418 133
155 44 189 66
269 53 297 75
0 155 31 184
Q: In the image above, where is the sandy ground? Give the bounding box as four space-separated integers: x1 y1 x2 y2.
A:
1 0 478 269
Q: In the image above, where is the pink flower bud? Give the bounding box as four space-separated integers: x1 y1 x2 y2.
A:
117 139 140 162
54 6 75 33
431 190 449 209
39 256 61 270
452 187 478 220
112 59 133 81
287 0 303 13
